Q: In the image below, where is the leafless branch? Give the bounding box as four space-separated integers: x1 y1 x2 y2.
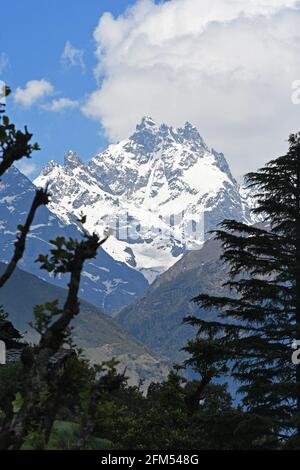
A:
0 232 108 450
0 188 49 288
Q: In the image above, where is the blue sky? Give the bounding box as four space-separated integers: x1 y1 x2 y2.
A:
1 0 300 179
0 0 144 176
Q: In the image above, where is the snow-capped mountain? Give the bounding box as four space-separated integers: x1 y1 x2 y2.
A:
35 117 251 282
0 166 148 313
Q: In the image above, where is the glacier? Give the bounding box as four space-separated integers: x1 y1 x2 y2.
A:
34 117 252 282
0 166 148 313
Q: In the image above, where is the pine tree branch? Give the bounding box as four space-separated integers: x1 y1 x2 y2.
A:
185 373 213 415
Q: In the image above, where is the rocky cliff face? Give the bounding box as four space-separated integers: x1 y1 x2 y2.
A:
35 117 251 282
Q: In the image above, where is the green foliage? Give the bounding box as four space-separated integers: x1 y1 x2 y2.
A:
36 232 99 276
46 421 112 450
189 132 300 448
36 237 79 275
12 392 23 414
0 363 23 406
0 85 11 115
0 320 258 450
3 84 297 449
0 108 40 173
182 316 235 379
31 300 62 334
86 370 247 450
0 305 22 346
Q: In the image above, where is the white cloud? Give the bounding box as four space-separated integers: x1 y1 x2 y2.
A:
17 161 37 177
14 79 54 108
83 0 300 176
42 97 79 112
61 41 85 71
0 53 9 75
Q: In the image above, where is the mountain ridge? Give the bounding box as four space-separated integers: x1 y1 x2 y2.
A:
0 166 148 313
35 117 252 282
0 261 169 389
114 236 230 363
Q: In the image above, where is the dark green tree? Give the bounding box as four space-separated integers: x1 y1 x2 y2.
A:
189 133 300 448
0 91 117 450
94 370 246 450
0 306 25 440
0 306 23 350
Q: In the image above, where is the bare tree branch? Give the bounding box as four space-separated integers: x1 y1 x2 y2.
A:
0 232 108 450
0 188 49 288
0 97 40 178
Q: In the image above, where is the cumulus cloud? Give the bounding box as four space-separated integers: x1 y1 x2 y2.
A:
42 97 79 112
83 0 300 176
14 79 54 107
16 161 38 177
61 41 85 71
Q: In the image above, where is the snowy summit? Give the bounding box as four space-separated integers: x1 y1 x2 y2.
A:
34 117 252 282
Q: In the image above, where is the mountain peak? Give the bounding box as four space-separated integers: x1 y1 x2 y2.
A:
134 116 158 134
40 159 60 176
184 121 196 130
34 117 252 283
133 117 206 146
131 117 159 153
139 116 156 127
177 121 207 148
64 150 83 168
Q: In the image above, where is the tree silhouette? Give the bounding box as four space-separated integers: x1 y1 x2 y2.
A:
188 133 300 448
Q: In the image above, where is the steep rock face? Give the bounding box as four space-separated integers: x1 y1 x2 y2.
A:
35 118 250 282
0 167 148 313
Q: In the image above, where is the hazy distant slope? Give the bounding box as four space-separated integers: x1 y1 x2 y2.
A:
115 238 230 363
0 262 169 388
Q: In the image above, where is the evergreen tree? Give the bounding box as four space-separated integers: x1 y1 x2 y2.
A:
0 306 23 350
188 133 300 448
